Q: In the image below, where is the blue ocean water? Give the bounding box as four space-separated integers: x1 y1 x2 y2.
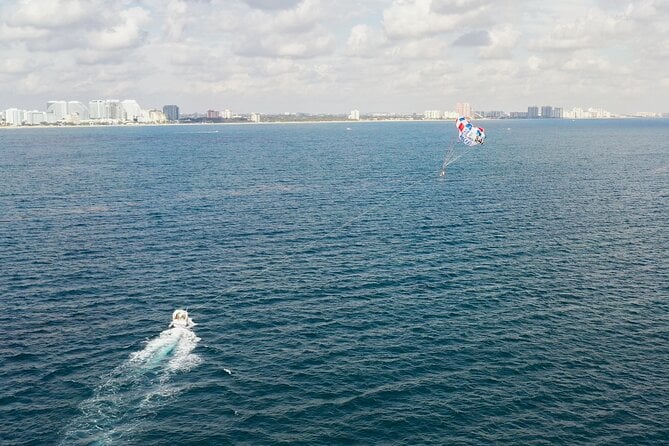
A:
1 120 668 445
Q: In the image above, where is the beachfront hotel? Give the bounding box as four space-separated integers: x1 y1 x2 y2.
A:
1 99 167 126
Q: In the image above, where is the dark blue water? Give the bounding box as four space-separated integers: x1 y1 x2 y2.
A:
1 120 668 445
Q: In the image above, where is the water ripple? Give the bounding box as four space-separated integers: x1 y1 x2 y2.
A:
1 121 668 445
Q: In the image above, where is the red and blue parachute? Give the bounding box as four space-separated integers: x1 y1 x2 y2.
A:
456 116 485 146
440 116 486 176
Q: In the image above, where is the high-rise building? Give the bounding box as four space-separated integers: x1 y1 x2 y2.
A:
121 100 142 122
250 113 261 123
424 110 443 119
563 107 584 119
46 100 68 122
348 109 360 120
5 108 25 125
67 101 89 121
146 109 166 123
25 110 47 125
541 106 553 118
163 105 179 121
552 107 563 118
456 102 471 117
106 100 123 121
485 110 506 119
527 106 539 118
223 109 232 119
89 100 106 120
207 109 221 119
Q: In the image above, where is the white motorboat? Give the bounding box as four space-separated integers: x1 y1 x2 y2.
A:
169 309 195 329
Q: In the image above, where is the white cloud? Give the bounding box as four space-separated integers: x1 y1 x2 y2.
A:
241 0 303 10
453 30 491 47
10 0 89 28
257 0 326 33
479 25 520 59
164 0 189 41
0 23 49 41
530 8 625 51
382 0 467 39
430 0 494 14
624 0 669 21
562 53 613 73
346 24 387 57
390 38 446 60
234 25 335 58
88 7 151 51
527 55 543 71
0 57 36 74
0 0 668 113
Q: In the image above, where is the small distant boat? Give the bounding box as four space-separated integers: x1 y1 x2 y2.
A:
169 309 195 329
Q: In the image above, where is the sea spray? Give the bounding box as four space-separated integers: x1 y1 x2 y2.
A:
60 327 200 445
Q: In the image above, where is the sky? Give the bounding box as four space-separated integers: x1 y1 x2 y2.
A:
1 0 668 114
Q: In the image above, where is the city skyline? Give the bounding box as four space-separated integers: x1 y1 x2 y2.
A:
1 1 668 114
0 95 647 118
7 95 652 126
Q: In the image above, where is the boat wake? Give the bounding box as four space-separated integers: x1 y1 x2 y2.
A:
60 326 200 445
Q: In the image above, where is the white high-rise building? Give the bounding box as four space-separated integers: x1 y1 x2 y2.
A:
47 100 68 122
145 109 166 123
89 100 106 120
564 107 584 119
348 109 360 120
250 112 261 123
25 110 47 125
424 110 442 119
223 109 232 119
5 108 25 125
121 100 142 122
67 101 89 122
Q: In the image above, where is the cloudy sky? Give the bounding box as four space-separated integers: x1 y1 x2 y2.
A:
1 0 668 114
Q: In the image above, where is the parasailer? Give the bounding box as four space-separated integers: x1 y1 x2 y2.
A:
440 116 486 176
455 116 485 146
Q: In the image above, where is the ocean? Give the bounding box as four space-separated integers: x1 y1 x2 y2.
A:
1 120 667 445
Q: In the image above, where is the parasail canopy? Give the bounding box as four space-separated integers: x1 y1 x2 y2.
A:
455 116 485 146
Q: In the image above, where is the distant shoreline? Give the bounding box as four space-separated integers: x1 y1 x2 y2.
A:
0 119 428 130
1 116 658 131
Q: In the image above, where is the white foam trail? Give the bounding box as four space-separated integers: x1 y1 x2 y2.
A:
130 327 201 371
60 327 200 445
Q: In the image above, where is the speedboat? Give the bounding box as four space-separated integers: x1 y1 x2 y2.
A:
169 309 195 329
